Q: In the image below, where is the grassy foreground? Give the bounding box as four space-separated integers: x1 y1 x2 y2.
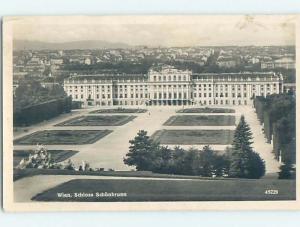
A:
13 168 226 181
32 178 296 202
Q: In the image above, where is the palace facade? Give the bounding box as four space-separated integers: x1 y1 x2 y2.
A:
64 65 283 107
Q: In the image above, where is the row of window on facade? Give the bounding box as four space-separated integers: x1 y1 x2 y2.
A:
153 84 189 89
152 75 189 82
66 83 277 90
65 84 148 89
196 100 248 105
153 92 189 99
73 78 147 84
197 100 248 105
115 100 145 105
69 89 148 93
72 94 111 99
70 89 148 96
68 87 275 95
193 83 277 89
72 93 148 100
150 83 278 91
66 85 111 89
67 85 148 93
194 91 271 98
148 99 249 105
87 99 249 106
92 100 145 106
115 93 148 99
193 92 248 98
153 91 267 100
193 76 278 82
72 91 272 100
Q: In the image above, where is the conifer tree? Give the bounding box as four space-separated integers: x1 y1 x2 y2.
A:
278 161 294 179
123 130 159 171
229 115 265 178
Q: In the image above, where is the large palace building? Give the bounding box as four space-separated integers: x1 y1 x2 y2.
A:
64 65 283 107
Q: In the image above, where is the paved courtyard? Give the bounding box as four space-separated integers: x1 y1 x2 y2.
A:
13 105 280 173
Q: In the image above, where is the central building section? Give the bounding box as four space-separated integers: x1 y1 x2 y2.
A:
64 64 283 107
148 65 193 106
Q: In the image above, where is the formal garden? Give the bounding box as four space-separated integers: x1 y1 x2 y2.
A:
163 115 236 126
151 129 234 145
177 107 235 113
56 115 136 126
12 112 296 202
14 130 112 145
90 108 147 114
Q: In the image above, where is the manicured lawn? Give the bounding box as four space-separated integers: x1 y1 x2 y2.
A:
32 178 296 201
164 115 235 126
13 130 112 145
177 107 235 113
12 168 222 181
90 108 147 114
56 115 136 126
13 150 79 167
151 130 234 145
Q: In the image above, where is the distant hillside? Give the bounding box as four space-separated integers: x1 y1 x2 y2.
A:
13 40 131 50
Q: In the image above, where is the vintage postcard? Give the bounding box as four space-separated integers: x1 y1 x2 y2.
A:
2 15 300 211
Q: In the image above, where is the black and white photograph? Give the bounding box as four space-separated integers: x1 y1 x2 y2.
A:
2 15 299 211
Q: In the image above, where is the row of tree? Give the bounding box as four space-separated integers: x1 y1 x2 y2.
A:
14 79 72 126
253 93 296 164
14 96 72 126
14 79 67 111
60 55 295 82
124 116 266 179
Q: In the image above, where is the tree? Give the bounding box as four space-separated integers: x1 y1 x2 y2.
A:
171 146 186 174
151 146 174 173
123 130 160 171
198 146 216 177
14 79 67 111
278 161 295 179
254 94 295 164
229 115 265 179
196 145 229 177
247 151 266 179
182 148 199 175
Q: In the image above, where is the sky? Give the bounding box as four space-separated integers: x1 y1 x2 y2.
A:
12 15 295 47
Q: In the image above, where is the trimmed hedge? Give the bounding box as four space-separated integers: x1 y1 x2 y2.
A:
14 96 72 126
253 94 295 164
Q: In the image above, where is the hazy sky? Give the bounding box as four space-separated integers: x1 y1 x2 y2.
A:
12 15 295 46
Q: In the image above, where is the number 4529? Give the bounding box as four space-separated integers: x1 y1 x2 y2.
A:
265 189 278 195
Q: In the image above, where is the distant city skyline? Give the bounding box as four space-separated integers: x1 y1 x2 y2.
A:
13 15 295 48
